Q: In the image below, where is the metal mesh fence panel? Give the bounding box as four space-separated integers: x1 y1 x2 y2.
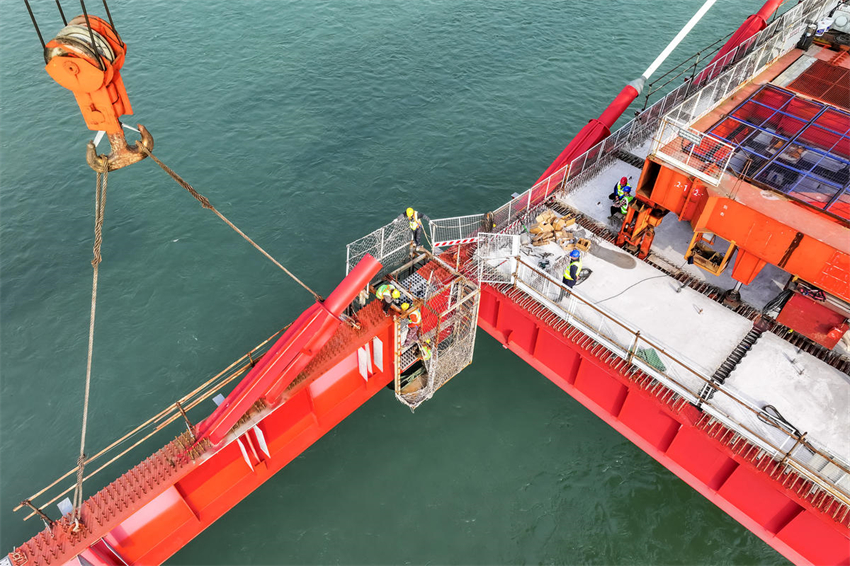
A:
346 218 412 278
650 118 734 186
430 213 487 248
476 233 519 284
396 273 479 410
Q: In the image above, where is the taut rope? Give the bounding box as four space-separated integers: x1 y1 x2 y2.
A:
137 145 323 303
73 156 109 528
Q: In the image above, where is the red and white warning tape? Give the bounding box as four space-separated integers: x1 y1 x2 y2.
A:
432 237 478 248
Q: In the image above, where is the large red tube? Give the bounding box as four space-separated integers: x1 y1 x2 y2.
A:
194 254 381 445
533 83 641 187
708 0 784 68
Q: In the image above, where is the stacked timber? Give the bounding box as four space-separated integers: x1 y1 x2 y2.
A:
530 209 577 247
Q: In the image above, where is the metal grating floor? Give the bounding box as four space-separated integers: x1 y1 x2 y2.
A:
788 58 850 111
707 84 850 220
399 272 428 299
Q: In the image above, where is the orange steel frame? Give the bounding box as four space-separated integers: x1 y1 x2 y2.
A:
625 47 850 312
639 158 850 300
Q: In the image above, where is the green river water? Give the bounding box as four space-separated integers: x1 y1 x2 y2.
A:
1 1 789 563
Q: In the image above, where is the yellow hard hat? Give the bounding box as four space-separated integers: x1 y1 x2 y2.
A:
406 207 414 218
425 339 431 344
401 302 410 310
391 289 400 299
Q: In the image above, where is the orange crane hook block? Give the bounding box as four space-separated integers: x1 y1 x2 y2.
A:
44 14 153 171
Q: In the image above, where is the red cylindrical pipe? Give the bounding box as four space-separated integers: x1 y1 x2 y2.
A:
707 0 784 68
195 255 382 444
534 82 641 185
323 254 381 315
598 84 642 129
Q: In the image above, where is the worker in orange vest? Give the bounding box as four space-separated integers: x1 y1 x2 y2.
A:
404 306 422 346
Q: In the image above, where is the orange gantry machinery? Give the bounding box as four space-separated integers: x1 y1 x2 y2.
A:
617 47 850 348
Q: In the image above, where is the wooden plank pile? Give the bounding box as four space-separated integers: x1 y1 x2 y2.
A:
528 209 590 253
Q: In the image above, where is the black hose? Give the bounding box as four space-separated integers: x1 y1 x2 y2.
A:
762 289 793 316
758 404 803 439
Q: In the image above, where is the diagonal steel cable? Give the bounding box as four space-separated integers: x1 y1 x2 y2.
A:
137 144 323 302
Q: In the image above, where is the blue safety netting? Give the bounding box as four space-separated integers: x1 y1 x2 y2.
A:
708 84 850 220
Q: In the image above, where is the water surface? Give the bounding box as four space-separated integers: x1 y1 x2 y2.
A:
1 1 786 564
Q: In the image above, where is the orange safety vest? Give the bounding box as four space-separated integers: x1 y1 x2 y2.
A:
408 309 422 327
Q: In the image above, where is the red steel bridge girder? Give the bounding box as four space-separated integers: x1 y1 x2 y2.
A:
477 284 850 566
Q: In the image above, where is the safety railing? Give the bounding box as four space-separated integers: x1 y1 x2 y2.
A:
345 217 412 278
651 118 735 186
505 255 850 505
13 326 289 523
430 213 488 249
476 232 519 285
666 34 785 127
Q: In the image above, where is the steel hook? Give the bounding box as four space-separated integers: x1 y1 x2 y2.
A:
86 123 154 172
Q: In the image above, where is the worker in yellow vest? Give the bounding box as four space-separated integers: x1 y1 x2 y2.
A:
609 176 632 200
375 282 401 314
609 185 633 219
397 208 431 246
558 249 583 301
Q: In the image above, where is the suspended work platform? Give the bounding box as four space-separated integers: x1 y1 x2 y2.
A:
346 217 480 409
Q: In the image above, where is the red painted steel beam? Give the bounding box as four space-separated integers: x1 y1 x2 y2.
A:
194 254 381 446
708 0 784 67
8 301 394 566
476 284 850 566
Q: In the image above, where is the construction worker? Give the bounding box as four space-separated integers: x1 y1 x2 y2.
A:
376 282 400 314
398 208 431 246
399 302 411 343
609 185 633 218
419 338 432 362
404 306 422 346
609 176 632 200
558 249 583 301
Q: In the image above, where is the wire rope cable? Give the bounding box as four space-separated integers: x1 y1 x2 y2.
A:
137 144 323 303
72 157 108 529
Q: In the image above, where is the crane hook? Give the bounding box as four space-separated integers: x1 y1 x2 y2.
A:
86 123 154 171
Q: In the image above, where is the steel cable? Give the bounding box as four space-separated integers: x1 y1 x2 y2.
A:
72 157 108 528
137 144 323 303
